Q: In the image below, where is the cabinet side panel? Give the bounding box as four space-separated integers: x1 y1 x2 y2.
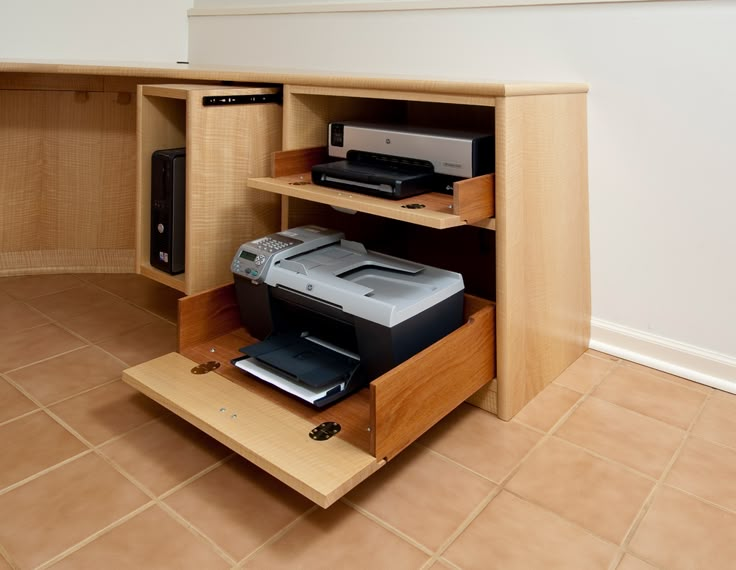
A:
186 90 282 293
495 93 590 420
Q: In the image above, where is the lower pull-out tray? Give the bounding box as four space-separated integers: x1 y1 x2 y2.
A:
123 284 495 507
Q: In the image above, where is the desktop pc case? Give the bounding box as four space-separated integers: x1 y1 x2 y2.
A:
150 148 186 274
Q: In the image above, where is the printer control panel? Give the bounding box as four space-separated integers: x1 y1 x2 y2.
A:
231 226 344 282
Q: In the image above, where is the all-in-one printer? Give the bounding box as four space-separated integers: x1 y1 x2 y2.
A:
311 121 494 199
231 225 464 407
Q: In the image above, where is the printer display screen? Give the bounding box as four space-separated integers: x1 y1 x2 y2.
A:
239 250 257 261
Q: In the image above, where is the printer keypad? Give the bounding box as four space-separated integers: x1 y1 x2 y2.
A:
259 238 291 253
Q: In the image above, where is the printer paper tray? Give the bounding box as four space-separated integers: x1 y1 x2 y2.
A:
122 283 495 508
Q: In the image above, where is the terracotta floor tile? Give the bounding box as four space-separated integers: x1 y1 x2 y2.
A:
666 436 736 512
100 415 230 496
443 491 617 570
7 345 125 404
164 457 313 561
512 384 582 432
586 349 619 362
59 297 156 343
0 377 37 423
620 360 713 394
629 486 736 570
555 396 685 478
691 396 736 450
0 274 83 300
50 380 166 445
347 446 495 551
0 300 49 334
81 273 183 322
616 554 659 570
712 388 736 401
49 505 229 570
97 319 177 366
0 411 87 489
241 501 429 569
0 323 86 373
419 403 542 483
553 352 617 393
507 437 654 544
593 365 707 429
0 453 149 569
27 284 119 321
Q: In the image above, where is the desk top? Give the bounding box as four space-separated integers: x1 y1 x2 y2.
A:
0 59 588 98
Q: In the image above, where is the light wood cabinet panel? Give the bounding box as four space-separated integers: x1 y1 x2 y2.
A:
0 88 135 275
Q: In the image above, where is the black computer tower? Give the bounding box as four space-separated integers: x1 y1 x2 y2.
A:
150 148 186 274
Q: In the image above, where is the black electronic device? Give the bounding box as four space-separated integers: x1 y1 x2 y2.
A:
311 122 494 200
150 148 186 274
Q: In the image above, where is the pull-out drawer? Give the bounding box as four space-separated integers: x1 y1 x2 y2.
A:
123 284 495 507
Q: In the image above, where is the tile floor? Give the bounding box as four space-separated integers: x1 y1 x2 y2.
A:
1 273 735 569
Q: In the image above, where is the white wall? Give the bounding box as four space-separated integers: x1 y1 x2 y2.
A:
188 1 736 389
0 0 192 62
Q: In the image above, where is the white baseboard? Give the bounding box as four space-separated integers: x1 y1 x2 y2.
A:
590 318 736 394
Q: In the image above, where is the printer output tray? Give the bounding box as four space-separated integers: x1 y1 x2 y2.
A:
312 160 434 199
234 333 362 407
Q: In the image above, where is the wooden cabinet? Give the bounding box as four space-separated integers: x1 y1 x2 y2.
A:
136 84 283 294
124 75 590 506
0 59 592 508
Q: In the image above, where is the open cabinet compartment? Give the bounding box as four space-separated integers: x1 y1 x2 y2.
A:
122 283 495 507
136 83 283 294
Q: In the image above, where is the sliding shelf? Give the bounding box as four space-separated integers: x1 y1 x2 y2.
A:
246 147 495 231
123 283 496 507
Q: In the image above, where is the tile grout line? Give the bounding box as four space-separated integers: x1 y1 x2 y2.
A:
346 363 620 567
0 448 95 498
233 505 321 568
2 343 90 376
0 275 236 566
606 384 716 570
420 485 504 569
13 285 176 372
0 543 18 570
77 274 181 325
2 365 238 569
340 497 436 557
425 361 624 566
156 500 240 567
33 502 158 570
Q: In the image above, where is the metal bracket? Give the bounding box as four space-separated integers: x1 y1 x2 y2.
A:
191 361 221 374
309 422 341 441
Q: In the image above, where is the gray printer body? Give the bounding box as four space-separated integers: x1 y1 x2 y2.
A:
311 122 494 199
231 226 464 407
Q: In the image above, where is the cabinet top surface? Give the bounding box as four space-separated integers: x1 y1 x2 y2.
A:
0 59 588 97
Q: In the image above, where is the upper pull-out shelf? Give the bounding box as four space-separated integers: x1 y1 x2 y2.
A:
247 147 495 230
